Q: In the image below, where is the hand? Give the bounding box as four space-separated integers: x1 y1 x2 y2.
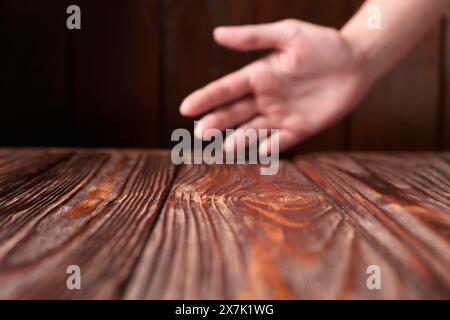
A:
180 19 373 154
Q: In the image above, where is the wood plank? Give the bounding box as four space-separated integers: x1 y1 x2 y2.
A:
71 1 160 147
125 154 450 299
0 1 69 146
0 150 448 299
125 161 348 299
0 149 176 299
297 153 450 298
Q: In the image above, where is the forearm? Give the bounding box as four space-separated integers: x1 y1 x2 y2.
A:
341 0 450 83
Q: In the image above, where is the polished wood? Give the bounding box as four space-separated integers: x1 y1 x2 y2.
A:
0 149 448 299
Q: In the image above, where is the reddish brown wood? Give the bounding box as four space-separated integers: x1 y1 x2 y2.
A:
297 153 450 297
0 149 176 299
0 149 448 299
126 161 352 299
127 153 450 299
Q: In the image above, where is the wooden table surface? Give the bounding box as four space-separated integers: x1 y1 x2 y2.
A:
0 149 448 299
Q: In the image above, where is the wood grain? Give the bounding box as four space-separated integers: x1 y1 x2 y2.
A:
125 153 450 299
126 161 349 299
0 149 176 299
297 153 450 298
0 149 448 299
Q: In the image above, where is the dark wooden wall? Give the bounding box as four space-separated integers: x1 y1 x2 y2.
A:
1 0 449 151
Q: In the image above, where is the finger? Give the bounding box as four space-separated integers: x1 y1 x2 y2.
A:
180 67 251 117
223 116 269 153
214 21 290 51
194 97 258 139
258 129 298 156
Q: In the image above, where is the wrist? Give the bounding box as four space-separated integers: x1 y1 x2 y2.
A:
340 24 384 88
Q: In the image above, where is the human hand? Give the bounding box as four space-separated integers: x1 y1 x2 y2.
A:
180 19 373 154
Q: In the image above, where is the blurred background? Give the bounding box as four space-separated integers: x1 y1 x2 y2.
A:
0 0 449 152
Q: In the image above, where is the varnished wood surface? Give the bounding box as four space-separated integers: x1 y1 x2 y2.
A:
0 149 449 299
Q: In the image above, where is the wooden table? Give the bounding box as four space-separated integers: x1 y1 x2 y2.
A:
0 149 448 299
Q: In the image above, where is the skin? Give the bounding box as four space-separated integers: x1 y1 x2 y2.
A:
180 0 450 155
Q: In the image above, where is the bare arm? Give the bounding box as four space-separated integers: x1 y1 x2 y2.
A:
342 0 450 83
180 1 450 154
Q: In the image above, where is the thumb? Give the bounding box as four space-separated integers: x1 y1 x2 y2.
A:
214 21 293 51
